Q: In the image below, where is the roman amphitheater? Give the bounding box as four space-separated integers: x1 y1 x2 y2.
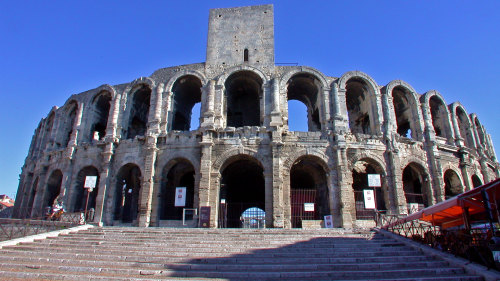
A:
12 5 499 229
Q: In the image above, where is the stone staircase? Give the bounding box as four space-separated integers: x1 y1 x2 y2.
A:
0 227 484 280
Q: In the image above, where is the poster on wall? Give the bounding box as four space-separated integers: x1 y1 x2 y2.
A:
324 215 333 228
367 174 381 187
363 189 376 209
199 206 211 228
174 187 187 207
304 203 315 212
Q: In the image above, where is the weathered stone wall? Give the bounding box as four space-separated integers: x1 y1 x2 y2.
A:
13 5 500 229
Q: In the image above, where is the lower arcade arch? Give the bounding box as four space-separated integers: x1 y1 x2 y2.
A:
43 170 63 211
471 174 483 188
289 156 330 228
218 156 265 228
351 159 388 220
402 163 431 212
71 166 99 212
444 169 463 199
113 164 142 224
158 159 195 221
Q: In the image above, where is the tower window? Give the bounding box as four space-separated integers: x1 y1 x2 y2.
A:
244 49 249 62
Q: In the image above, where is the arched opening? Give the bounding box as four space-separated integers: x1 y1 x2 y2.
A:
224 71 262 127
286 73 321 131
402 163 430 212
40 113 55 150
474 117 487 147
171 75 202 131
72 166 99 212
43 170 63 210
429 96 449 139
351 159 387 220
244 48 249 62
127 85 151 139
113 164 142 224
26 177 38 218
471 174 482 188
392 86 418 139
219 156 265 228
346 78 375 135
444 169 463 200
88 91 112 141
159 159 195 221
455 107 473 148
287 100 308 131
290 156 330 228
59 102 78 147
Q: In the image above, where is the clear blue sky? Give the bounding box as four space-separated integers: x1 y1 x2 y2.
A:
1 1 499 199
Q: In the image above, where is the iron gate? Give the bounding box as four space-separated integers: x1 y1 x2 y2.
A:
291 189 317 228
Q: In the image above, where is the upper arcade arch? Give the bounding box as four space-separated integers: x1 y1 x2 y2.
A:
384 80 423 140
86 90 112 142
338 71 382 135
285 73 324 131
170 75 203 131
471 114 487 149
421 91 454 142
223 70 263 127
125 83 152 139
450 103 475 148
57 100 78 148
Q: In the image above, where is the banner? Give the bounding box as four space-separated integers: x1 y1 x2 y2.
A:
367 174 381 187
363 189 376 209
174 187 187 207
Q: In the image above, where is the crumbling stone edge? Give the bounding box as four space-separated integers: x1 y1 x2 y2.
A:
0 224 94 249
375 228 500 281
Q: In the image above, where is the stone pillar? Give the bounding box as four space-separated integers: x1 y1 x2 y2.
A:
480 160 492 183
106 93 121 140
214 85 224 128
64 102 84 159
151 83 164 134
327 164 341 228
137 139 158 227
270 78 282 127
336 146 354 228
451 111 464 147
160 90 173 133
201 80 216 128
271 139 284 228
321 87 331 130
460 162 472 192
421 103 444 203
264 171 274 228
385 150 407 215
93 143 114 225
198 132 214 226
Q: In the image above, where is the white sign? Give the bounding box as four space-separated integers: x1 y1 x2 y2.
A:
363 189 376 209
175 187 187 207
324 215 333 228
304 203 315 212
408 203 420 214
368 174 381 187
84 176 97 189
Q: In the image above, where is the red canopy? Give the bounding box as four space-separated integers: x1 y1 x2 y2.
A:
386 178 500 229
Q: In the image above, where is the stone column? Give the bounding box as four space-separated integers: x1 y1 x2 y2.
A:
271 139 284 228
201 80 216 128
270 78 282 127
198 132 214 226
460 162 472 192
421 103 444 203
321 87 331 130
106 93 121 140
65 102 84 159
451 111 464 147
137 140 158 227
93 143 114 225
160 90 173 133
336 146 354 228
385 150 407 215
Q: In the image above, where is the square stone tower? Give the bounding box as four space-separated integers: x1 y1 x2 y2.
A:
206 5 274 67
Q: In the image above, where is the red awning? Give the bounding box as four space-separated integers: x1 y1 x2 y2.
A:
386 178 500 229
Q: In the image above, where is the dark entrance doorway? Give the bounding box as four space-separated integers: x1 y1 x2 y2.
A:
219 157 265 228
113 164 141 224
351 159 387 220
159 159 195 221
290 156 329 228
72 166 99 212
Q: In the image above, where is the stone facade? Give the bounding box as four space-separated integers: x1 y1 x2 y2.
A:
13 5 500 228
